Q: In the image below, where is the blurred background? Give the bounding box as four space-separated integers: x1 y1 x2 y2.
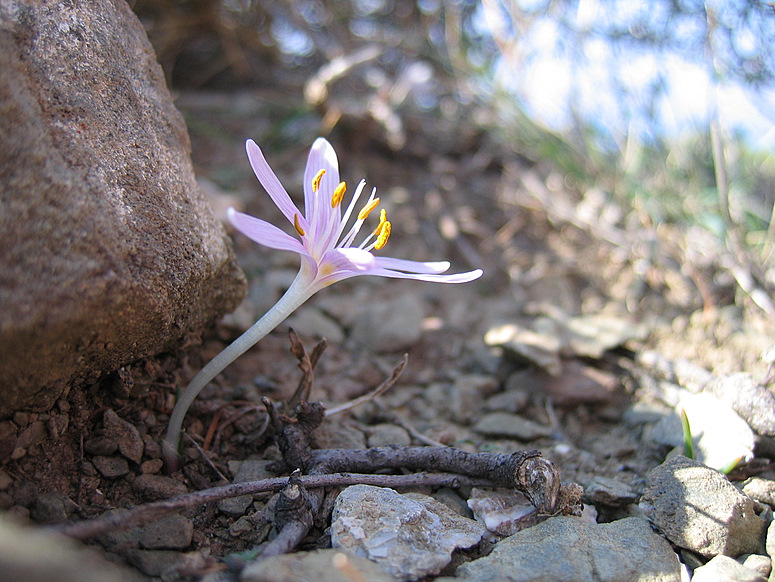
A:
130 0 775 371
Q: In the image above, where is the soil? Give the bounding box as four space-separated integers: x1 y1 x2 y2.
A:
2 88 773 580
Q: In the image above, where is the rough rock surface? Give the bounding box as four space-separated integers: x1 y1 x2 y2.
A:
640 455 766 557
330 484 485 581
452 516 681 582
690 555 767 582
0 0 246 415
703 373 775 437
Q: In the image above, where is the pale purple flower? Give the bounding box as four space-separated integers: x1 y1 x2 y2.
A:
229 137 482 291
164 138 481 467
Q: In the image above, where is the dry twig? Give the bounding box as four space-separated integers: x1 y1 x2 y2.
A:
51 471 494 541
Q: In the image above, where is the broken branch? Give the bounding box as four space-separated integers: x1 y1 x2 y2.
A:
51 471 495 541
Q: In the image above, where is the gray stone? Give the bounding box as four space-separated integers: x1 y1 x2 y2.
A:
137 514 193 550
92 455 130 478
102 410 144 464
565 313 649 358
14 421 48 451
741 554 771 577
640 456 766 557
672 358 713 392
584 475 640 507
705 373 775 437
742 477 775 508
286 307 345 343
218 459 274 516
133 474 187 500
766 521 775 560
315 420 367 450
240 549 395 582
32 491 78 523
330 484 485 581
447 374 500 424
623 401 673 426
0 469 11 490
454 516 681 582
473 412 553 441
367 424 412 447
466 488 536 536
484 321 563 375
350 293 425 352
0 0 246 415
84 436 119 456
691 555 767 582
484 386 529 414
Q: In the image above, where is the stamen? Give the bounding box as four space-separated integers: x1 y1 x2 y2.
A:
338 185 374 249
372 209 387 235
293 214 306 236
312 169 326 193
374 221 391 250
357 197 380 221
331 181 346 208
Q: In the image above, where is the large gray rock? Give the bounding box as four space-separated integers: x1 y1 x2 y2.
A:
453 516 681 582
331 484 485 581
640 456 766 557
0 0 246 415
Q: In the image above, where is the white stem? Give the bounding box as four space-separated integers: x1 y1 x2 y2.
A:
163 270 316 464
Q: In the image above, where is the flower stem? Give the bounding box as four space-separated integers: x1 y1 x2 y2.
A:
163 270 315 471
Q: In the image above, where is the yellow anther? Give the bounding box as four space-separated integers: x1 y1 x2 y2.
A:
331 181 346 208
293 214 306 236
357 197 380 221
372 209 387 235
374 221 391 250
312 169 326 192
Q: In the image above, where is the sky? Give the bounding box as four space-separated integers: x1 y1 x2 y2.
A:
479 0 775 151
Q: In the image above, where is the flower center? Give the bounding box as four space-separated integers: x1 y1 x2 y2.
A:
308 169 393 253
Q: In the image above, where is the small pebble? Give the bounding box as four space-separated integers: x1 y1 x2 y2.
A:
15 421 47 450
584 476 640 507
92 455 130 478
0 491 14 510
137 514 193 550
32 491 78 523
140 459 164 474
741 477 775 508
84 436 119 456
367 424 412 447
473 412 553 440
0 469 12 490
133 474 187 500
102 409 144 464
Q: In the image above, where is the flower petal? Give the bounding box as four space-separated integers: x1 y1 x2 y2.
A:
228 208 307 254
373 257 452 275
246 140 302 227
369 267 484 284
304 138 341 250
308 247 378 289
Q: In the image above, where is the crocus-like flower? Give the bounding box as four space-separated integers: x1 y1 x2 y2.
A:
163 137 482 468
